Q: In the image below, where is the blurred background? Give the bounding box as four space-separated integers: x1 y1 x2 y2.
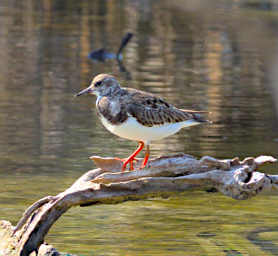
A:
1 0 278 255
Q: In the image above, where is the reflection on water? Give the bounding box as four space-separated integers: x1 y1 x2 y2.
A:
0 0 278 255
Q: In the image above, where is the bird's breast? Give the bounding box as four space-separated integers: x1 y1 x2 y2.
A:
96 96 128 125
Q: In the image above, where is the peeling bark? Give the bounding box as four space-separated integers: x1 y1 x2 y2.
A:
0 154 277 256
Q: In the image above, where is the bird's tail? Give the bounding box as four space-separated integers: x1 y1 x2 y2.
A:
182 109 212 124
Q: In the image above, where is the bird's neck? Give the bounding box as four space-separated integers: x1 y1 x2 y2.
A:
102 86 123 98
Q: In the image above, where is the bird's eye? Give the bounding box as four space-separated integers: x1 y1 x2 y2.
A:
95 81 102 87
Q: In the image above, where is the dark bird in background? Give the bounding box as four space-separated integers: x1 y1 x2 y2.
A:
88 32 133 62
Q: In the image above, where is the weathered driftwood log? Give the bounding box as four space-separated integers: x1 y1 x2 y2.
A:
0 154 277 256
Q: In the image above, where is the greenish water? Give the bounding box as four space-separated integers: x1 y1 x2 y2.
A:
0 0 278 255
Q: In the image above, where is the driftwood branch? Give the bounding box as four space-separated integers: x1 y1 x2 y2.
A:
0 154 277 256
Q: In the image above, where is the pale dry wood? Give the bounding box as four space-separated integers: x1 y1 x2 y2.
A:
12 196 58 236
0 154 277 256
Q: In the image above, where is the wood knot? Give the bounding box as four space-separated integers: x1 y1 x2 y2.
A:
230 157 240 166
242 157 255 166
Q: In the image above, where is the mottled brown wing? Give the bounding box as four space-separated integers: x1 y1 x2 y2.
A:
125 91 196 127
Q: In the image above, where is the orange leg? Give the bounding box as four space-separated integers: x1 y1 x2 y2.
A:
122 141 144 171
141 145 150 169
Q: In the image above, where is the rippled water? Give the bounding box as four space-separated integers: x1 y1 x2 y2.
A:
1 0 278 255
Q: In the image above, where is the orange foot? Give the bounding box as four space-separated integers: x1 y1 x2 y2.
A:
120 141 145 172
115 157 139 171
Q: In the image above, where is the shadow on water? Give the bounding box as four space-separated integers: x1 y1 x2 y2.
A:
0 0 278 255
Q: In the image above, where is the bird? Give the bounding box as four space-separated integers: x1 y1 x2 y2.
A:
76 74 209 171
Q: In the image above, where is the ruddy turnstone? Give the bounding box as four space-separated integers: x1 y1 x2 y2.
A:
76 74 209 171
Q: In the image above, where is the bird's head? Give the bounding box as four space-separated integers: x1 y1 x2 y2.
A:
76 74 121 97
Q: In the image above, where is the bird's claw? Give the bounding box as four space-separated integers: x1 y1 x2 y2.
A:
115 157 139 171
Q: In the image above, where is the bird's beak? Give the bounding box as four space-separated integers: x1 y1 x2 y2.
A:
75 87 94 97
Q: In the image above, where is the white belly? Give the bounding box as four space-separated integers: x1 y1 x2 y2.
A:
100 115 200 144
